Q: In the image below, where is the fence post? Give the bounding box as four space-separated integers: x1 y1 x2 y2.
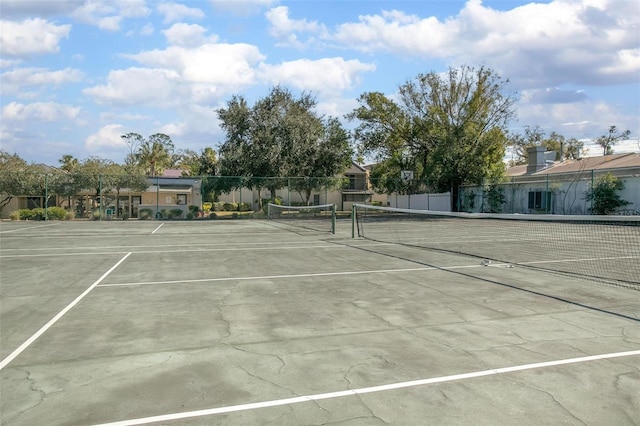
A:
45 173 49 221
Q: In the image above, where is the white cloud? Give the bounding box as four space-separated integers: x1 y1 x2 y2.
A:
327 0 639 88
265 6 327 48
162 23 212 47
71 0 150 31
85 124 127 149
157 2 205 24
2 101 81 123
0 18 71 57
1 67 85 95
83 68 182 107
125 42 265 88
260 58 376 96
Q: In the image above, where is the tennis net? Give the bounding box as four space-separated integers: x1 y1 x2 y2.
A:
267 203 336 234
353 204 640 289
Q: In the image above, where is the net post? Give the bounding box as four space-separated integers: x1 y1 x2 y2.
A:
351 204 356 238
267 203 272 220
331 204 336 234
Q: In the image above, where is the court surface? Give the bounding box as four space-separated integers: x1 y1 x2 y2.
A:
1 219 639 425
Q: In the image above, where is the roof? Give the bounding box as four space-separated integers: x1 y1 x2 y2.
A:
161 169 187 178
506 153 640 177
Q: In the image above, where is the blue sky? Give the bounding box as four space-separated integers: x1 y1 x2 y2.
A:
1 0 639 166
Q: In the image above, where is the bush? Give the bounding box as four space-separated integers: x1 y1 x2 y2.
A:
585 173 631 215
92 210 102 221
9 210 21 220
186 212 194 220
46 206 67 220
188 205 200 215
238 202 252 212
209 212 217 219
169 208 183 219
223 202 238 211
139 208 153 220
65 211 75 221
212 202 225 212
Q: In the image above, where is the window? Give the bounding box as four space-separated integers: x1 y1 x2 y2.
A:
177 194 187 205
313 194 320 205
528 191 551 210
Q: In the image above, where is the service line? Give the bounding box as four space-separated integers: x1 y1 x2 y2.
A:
0 252 132 371
0 223 60 234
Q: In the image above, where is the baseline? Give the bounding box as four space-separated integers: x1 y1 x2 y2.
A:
94 349 640 426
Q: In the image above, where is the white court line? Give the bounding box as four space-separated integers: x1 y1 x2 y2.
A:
97 264 495 288
0 223 60 233
151 223 163 234
94 349 640 426
0 239 332 252
0 252 132 371
0 244 346 258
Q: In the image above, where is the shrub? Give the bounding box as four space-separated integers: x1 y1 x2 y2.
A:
9 210 21 220
585 173 630 215
139 208 153 220
170 208 183 219
212 202 225 212
483 185 505 213
65 211 75 221
238 202 252 212
186 212 194 220
223 202 238 211
188 205 200 215
160 209 170 219
209 212 217 219
92 210 102 221
121 212 129 220
231 212 238 219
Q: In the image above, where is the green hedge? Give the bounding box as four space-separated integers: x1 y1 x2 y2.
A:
10 207 69 221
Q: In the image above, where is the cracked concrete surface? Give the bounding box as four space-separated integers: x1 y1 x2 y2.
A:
1 220 639 425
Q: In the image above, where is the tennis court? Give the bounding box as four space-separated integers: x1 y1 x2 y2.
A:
1 215 639 425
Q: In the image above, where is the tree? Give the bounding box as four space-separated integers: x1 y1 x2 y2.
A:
585 173 630 215
59 154 79 172
135 133 175 177
595 125 631 156
288 117 353 205
217 86 353 206
121 133 144 168
349 65 516 211
0 151 33 210
563 137 584 160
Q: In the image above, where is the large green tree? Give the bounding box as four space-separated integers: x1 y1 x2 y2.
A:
217 86 353 205
349 65 517 211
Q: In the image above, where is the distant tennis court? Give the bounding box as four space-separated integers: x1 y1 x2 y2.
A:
1 216 638 425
